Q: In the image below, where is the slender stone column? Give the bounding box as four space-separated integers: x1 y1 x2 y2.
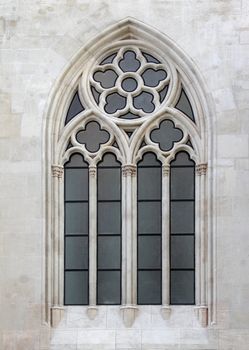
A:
51 164 64 327
121 164 138 327
87 165 98 319
161 165 171 319
195 163 208 327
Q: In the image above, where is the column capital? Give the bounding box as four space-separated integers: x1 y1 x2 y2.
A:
122 164 137 177
162 164 170 176
89 165 97 177
196 163 207 176
51 165 64 178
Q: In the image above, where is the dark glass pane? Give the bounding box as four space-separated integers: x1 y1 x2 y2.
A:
171 201 194 234
125 131 133 138
98 168 120 201
138 236 161 269
119 50 140 72
138 152 160 167
65 236 88 269
175 89 195 122
138 168 161 200
138 202 161 234
171 236 194 269
76 121 110 153
64 271 88 305
93 69 118 89
121 77 138 92
105 93 126 114
65 153 88 168
170 168 194 200
65 91 84 125
98 202 120 235
66 141 73 151
142 68 167 87
150 120 183 152
120 112 139 119
138 271 161 304
100 53 117 65
142 52 160 63
186 139 194 149
65 168 88 201
98 271 120 304
65 202 88 235
159 85 168 103
171 151 195 166
170 270 195 304
133 91 155 113
98 153 119 167
98 236 120 269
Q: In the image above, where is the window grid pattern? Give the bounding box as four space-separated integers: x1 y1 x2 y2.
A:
137 153 162 305
64 154 89 305
170 152 195 305
97 153 122 305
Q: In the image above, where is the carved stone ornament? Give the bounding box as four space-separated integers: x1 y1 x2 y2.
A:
161 305 171 320
122 164 137 177
51 165 64 178
196 163 207 176
194 305 208 327
162 164 170 176
120 305 139 327
45 18 215 328
87 306 98 320
89 165 97 177
51 306 65 327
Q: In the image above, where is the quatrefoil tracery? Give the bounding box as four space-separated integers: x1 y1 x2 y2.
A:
76 121 110 153
150 120 183 152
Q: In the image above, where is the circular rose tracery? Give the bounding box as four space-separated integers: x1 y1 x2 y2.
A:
90 47 170 119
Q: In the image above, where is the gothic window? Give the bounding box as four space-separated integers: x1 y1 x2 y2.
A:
48 19 211 328
62 47 198 307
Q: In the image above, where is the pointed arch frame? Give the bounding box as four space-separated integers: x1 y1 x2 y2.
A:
43 17 216 328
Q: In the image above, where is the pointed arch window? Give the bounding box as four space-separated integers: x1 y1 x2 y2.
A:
47 19 213 328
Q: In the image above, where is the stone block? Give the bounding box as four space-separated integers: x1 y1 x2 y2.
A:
217 135 248 158
116 329 141 349
77 329 115 348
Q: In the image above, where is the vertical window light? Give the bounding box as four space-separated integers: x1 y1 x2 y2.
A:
137 153 162 304
97 153 122 304
64 153 89 305
170 152 195 304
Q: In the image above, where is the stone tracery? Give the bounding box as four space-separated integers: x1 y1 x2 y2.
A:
46 18 213 329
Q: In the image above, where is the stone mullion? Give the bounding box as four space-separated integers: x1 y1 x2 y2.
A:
195 163 208 327
51 164 64 327
89 166 97 307
120 164 138 327
161 165 171 319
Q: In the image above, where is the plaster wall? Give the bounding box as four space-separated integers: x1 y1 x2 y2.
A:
0 0 249 349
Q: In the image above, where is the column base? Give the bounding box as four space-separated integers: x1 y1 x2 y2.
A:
161 305 171 320
195 305 208 327
120 305 139 327
51 306 65 327
87 306 98 320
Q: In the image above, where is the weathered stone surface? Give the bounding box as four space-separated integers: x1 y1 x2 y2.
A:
0 1 249 349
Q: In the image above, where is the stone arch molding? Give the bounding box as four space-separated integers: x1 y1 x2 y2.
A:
44 17 216 328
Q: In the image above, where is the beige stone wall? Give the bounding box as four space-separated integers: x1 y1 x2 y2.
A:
0 0 249 349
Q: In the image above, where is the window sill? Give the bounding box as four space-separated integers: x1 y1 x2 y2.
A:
51 304 208 328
